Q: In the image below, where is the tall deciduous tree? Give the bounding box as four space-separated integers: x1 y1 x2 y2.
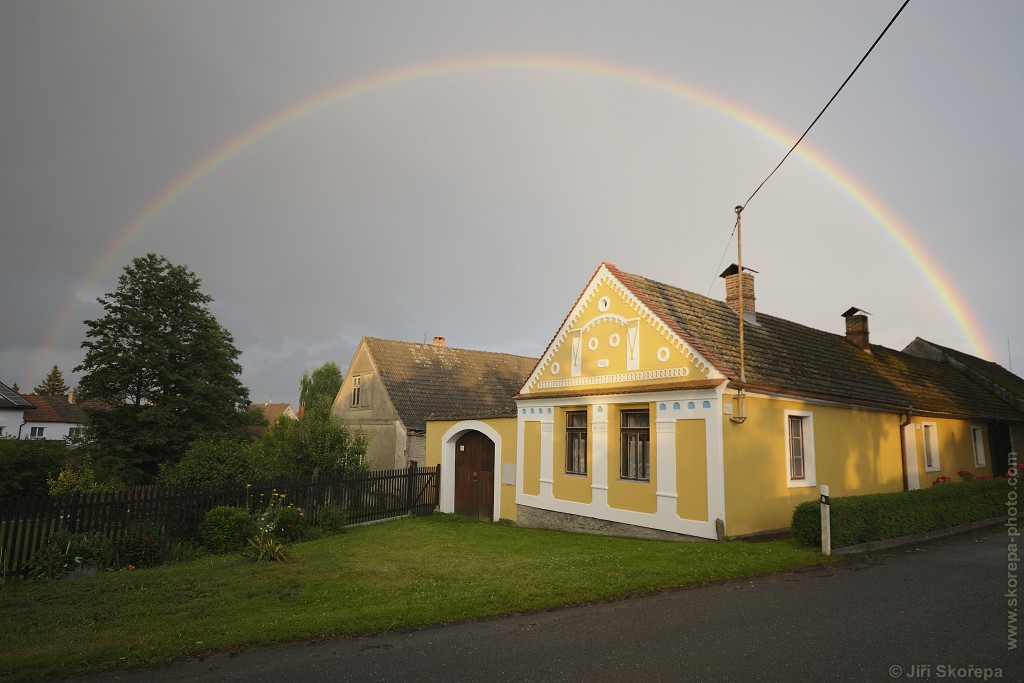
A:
299 362 343 414
33 365 70 396
74 254 249 482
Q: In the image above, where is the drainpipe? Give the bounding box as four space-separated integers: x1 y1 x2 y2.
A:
17 419 27 440
899 408 913 491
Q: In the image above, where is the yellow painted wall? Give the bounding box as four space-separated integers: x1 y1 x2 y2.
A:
525 278 713 395
606 403 657 514
722 395 904 536
910 417 993 484
551 407 592 504
425 417 520 522
676 419 708 522
523 421 541 497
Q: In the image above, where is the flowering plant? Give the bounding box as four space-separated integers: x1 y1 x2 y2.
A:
246 489 290 562
931 475 952 486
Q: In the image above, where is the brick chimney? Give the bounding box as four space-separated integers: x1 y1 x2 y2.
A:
432 336 446 348
719 264 756 318
67 389 76 404
842 307 871 351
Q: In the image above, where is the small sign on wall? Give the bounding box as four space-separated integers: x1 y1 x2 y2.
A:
501 463 516 486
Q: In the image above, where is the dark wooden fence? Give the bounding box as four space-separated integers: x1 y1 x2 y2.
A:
0 463 439 578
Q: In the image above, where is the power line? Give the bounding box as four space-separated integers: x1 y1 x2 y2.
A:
707 0 911 294
741 0 911 211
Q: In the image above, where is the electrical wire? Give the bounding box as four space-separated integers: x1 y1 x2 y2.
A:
707 0 911 295
741 0 911 211
707 219 738 295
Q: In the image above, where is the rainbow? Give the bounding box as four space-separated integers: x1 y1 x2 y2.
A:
32 55 995 383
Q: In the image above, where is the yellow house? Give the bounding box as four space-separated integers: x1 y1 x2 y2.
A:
428 263 1023 539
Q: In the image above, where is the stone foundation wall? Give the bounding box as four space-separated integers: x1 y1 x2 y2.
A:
515 505 704 542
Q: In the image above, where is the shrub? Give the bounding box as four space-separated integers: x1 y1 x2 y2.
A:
317 504 349 534
115 517 180 568
274 505 308 542
200 506 255 553
158 436 254 489
792 478 1009 549
0 439 67 497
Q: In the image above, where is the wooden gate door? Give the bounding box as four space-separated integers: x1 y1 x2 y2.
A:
454 431 495 521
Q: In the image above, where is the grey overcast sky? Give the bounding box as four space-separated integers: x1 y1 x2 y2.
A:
2 1 1021 409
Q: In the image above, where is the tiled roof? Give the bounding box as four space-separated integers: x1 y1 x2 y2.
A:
251 403 295 423
22 395 103 423
609 265 1024 422
364 338 539 430
904 338 1024 414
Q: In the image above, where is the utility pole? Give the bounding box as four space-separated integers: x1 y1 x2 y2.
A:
730 205 748 424
735 205 746 385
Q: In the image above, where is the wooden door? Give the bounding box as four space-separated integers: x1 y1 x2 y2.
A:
454 431 494 521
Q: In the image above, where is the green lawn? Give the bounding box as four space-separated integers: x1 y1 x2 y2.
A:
0 515 829 681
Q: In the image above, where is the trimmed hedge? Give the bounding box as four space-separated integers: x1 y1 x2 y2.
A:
200 506 256 553
792 478 1009 548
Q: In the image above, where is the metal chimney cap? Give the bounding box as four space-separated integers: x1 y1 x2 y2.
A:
719 264 760 278
841 307 871 318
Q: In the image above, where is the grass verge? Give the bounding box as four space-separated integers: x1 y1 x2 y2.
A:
0 515 829 681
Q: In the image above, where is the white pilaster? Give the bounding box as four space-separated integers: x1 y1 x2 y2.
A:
540 422 554 497
655 419 678 518
590 404 609 507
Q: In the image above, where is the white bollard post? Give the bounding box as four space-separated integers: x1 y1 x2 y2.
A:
820 484 831 556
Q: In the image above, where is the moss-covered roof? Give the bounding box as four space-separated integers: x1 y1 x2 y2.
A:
610 265 1024 422
364 338 538 430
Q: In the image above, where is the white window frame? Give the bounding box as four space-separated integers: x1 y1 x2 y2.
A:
784 410 816 488
922 423 940 472
30 426 45 439
351 376 362 407
971 425 986 468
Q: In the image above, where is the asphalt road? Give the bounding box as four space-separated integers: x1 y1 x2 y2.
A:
73 526 1019 683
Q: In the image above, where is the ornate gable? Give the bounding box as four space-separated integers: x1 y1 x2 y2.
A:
520 264 723 395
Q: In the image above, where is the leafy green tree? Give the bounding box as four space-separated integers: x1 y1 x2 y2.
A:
301 396 367 478
33 365 70 396
157 435 254 488
299 362 343 415
10 382 20 393
74 254 249 482
0 439 67 497
250 399 366 480
240 405 269 427
46 453 117 496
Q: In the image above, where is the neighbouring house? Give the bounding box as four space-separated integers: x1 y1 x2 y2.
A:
903 337 1024 478
334 336 538 471
20 391 103 442
0 381 35 438
251 402 298 424
426 262 1024 538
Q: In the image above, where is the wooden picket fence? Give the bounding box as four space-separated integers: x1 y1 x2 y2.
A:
0 463 439 578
